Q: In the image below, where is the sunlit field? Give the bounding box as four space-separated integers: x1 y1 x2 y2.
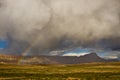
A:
0 62 120 80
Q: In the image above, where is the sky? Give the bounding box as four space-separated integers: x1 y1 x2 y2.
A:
62 47 120 59
0 39 120 59
0 0 120 59
0 39 9 49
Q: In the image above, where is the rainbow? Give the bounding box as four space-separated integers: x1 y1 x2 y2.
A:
17 37 40 64
17 11 52 64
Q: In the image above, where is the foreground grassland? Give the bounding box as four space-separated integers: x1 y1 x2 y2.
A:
0 62 120 80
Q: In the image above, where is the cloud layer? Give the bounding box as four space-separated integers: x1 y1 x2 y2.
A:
0 0 120 55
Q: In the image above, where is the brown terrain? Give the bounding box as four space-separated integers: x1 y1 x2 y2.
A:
0 53 118 64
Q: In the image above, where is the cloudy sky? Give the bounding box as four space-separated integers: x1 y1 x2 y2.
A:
0 0 120 59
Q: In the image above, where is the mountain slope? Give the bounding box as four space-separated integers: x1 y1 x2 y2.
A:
0 52 118 64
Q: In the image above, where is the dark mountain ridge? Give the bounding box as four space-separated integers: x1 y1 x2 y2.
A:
0 52 119 64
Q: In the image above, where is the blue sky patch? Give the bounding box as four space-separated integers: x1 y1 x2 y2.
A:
64 47 93 54
0 39 9 49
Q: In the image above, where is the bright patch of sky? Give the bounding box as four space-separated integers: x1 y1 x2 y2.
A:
63 52 89 57
98 51 120 59
63 47 94 57
64 47 93 53
0 39 9 49
62 47 120 59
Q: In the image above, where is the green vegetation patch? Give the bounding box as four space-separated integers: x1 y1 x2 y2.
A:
0 62 120 80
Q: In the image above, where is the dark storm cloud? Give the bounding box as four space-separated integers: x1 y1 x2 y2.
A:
0 0 120 55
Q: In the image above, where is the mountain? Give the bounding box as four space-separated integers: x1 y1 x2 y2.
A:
0 52 119 64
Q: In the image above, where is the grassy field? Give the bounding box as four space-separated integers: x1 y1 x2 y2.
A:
0 62 120 80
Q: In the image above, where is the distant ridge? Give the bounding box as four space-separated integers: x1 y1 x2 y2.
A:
0 52 119 64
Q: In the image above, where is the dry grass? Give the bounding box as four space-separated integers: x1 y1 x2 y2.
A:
0 62 119 80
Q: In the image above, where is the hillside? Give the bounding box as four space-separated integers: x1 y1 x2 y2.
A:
0 53 119 64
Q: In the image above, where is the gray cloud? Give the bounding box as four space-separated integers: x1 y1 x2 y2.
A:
0 0 120 55
101 51 120 59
